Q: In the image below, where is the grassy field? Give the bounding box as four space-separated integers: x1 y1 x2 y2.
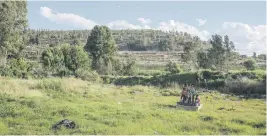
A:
0 77 266 135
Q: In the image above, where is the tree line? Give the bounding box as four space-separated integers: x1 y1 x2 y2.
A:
0 1 264 80
27 29 207 52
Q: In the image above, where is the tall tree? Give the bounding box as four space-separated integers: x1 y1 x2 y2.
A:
223 35 235 71
253 52 257 59
61 44 91 74
197 51 211 69
84 25 117 74
208 34 226 70
0 1 28 59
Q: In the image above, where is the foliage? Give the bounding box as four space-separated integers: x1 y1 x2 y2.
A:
207 34 235 71
84 26 117 74
76 69 102 82
61 44 91 74
106 70 265 95
223 77 266 95
157 39 173 51
41 46 64 73
27 29 207 52
0 58 32 78
165 62 183 74
197 51 211 69
243 59 257 70
0 1 28 57
41 44 92 77
257 54 266 60
120 59 137 76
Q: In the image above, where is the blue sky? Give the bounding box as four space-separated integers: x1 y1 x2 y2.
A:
27 1 266 55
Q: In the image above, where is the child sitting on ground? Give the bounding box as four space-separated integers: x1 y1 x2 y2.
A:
195 95 200 106
180 85 188 103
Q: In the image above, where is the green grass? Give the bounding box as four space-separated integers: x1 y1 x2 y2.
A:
0 77 266 135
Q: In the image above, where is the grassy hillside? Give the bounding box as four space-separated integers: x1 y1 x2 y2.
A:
0 77 265 135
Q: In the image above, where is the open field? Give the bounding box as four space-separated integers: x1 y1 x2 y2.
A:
0 77 266 135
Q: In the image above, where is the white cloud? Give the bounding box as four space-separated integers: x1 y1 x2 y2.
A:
107 20 142 30
40 7 98 29
107 20 152 30
116 5 121 8
218 22 266 55
196 19 207 26
156 20 210 40
137 18 151 24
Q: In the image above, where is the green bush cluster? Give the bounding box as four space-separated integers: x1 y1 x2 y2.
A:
223 77 266 95
165 62 183 74
0 58 32 78
40 44 101 81
104 70 266 95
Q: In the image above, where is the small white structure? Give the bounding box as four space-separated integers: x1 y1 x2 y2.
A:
176 102 203 111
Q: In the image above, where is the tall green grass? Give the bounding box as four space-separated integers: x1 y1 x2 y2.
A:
0 77 265 135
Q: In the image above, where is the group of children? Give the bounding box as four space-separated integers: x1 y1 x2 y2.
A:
180 84 200 106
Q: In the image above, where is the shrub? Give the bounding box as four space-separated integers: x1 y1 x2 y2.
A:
0 66 11 77
112 58 137 76
76 68 102 82
202 70 225 80
222 77 266 95
1 58 32 78
243 59 257 70
61 44 91 74
165 62 183 74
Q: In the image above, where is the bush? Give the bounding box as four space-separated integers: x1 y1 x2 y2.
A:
76 68 102 82
41 44 92 77
200 70 225 80
0 58 32 78
243 59 257 70
149 72 198 88
222 77 266 95
113 76 150 86
165 62 183 74
112 58 136 76
61 44 91 73
0 66 11 77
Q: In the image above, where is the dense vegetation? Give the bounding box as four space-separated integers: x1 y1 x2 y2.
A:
0 1 265 91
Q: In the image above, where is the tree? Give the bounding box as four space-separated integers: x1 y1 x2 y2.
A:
41 44 91 76
223 35 235 71
6 58 31 78
207 34 235 71
258 54 266 60
243 59 257 70
165 62 183 74
157 39 172 51
41 46 64 73
84 26 117 74
0 1 28 59
61 44 91 75
122 59 136 76
253 52 257 59
197 51 211 69
208 34 226 70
